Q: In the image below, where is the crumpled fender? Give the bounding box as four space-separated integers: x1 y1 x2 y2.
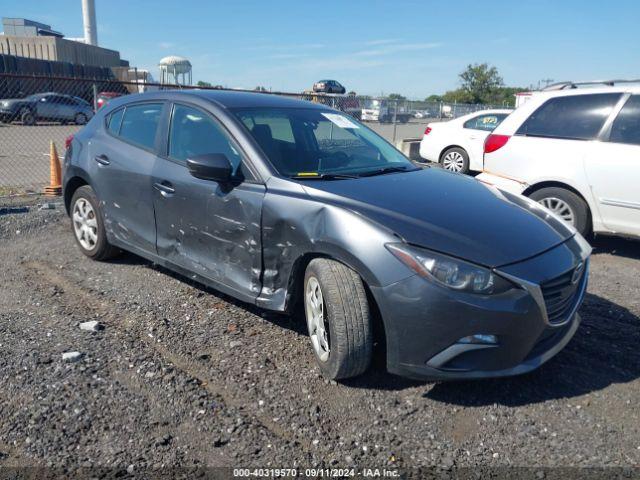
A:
256 177 413 312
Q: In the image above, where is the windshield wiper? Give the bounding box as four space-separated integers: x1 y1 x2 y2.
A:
290 173 359 180
357 166 416 177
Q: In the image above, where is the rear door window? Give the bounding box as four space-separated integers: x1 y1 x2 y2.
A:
516 93 621 140
609 95 640 146
463 113 508 131
118 103 163 150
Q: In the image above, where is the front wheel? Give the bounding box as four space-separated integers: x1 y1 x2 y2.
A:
529 187 591 237
304 259 373 380
21 109 35 126
75 113 88 125
70 186 120 260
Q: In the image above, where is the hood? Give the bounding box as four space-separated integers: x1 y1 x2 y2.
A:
301 168 573 268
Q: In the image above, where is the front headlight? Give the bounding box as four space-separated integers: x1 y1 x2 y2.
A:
386 243 515 295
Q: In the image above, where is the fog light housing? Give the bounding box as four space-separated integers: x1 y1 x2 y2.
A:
458 334 498 345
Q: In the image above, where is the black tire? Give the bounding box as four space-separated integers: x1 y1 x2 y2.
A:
70 185 120 260
529 187 591 237
74 113 88 125
21 109 35 126
304 259 373 380
440 147 470 174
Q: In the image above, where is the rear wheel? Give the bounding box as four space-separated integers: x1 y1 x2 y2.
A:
70 186 119 260
440 147 469 174
529 187 591 236
304 259 372 380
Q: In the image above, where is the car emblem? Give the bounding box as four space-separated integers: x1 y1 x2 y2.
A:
571 261 584 284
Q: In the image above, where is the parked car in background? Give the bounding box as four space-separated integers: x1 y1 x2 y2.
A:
477 84 640 239
419 109 512 173
0 92 94 125
96 91 123 109
312 79 346 94
361 98 412 123
63 89 590 382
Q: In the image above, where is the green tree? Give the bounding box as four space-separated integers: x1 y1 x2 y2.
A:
425 94 442 102
387 93 406 100
197 80 212 87
459 63 504 103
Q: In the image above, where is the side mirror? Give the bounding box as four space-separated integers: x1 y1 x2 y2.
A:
186 153 233 183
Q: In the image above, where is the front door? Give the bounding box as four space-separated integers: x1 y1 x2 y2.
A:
152 102 265 300
585 95 640 235
88 102 164 254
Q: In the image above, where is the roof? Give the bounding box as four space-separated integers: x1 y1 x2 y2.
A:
119 89 329 110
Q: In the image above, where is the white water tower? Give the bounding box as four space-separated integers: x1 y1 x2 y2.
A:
159 56 192 85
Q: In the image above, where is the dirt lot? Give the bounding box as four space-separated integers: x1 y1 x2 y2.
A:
0 202 639 477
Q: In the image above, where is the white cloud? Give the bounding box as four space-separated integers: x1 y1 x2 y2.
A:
355 42 442 57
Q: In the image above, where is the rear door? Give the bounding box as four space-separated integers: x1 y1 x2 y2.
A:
88 102 165 254
584 94 640 235
36 94 60 120
152 102 265 300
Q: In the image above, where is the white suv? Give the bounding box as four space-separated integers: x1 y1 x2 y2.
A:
477 85 640 239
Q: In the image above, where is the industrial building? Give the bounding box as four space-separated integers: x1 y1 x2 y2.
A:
0 17 126 68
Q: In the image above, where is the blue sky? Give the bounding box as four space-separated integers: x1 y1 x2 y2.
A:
3 0 639 98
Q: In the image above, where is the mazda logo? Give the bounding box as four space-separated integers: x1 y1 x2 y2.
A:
571 261 584 284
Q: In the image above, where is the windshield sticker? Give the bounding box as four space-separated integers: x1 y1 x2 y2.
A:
321 113 360 129
296 172 319 176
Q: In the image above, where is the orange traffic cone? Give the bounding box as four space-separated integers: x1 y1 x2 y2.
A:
44 140 62 196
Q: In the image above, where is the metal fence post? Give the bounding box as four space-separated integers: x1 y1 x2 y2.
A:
92 83 98 111
392 100 398 143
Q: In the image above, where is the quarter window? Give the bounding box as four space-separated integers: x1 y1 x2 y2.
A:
118 103 163 150
463 113 508 131
609 95 640 146
107 108 124 135
516 93 621 140
169 104 245 175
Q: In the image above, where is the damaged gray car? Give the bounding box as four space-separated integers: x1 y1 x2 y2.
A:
62 90 591 381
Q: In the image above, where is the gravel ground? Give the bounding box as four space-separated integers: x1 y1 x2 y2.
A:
0 202 639 478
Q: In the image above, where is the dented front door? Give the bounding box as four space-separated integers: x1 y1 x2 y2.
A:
152 157 265 299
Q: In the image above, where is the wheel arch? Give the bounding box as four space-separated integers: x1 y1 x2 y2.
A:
439 145 466 162
63 174 91 214
284 252 388 355
522 180 596 232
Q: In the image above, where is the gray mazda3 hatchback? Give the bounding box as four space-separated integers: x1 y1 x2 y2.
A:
62 90 591 381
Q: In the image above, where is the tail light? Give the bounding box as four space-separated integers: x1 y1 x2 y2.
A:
65 134 74 150
484 134 510 154
424 126 432 135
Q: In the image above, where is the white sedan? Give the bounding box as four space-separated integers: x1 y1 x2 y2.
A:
418 109 512 174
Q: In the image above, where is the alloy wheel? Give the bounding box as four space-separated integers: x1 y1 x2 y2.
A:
538 197 576 225
442 151 464 172
72 198 98 250
305 276 330 362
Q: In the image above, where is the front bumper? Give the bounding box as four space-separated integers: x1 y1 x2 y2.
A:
370 235 591 381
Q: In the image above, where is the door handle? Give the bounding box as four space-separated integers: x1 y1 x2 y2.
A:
153 181 175 196
94 154 110 165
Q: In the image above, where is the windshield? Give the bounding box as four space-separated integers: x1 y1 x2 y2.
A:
233 107 415 177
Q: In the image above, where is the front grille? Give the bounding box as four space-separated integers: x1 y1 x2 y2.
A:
540 264 585 325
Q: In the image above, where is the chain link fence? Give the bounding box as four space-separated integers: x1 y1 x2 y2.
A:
0 72 507 202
